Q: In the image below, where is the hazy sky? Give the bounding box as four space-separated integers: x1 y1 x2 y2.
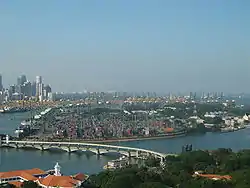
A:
0 1 249 93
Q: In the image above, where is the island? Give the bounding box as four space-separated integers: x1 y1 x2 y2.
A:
14 99 250 143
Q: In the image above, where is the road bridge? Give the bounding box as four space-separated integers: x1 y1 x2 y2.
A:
0 135 177 166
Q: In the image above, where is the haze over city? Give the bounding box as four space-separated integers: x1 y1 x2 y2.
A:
0 1 249 93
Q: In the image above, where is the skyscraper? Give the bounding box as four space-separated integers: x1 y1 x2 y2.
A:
36 76 42 98
20 75 27 85
0 74 3 91
17 76 22 86
43 85 52 100
36 76 42 84
31 82 36 96
22 81 32 97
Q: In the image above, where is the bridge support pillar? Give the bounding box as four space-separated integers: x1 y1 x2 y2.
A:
67 147 71 153
15 143 19 149
160 157 165 168
40 145 44 151
97 148 100 155
128 151 131 158
136 151 139 158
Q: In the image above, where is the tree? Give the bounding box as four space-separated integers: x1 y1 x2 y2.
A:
0 183 16 188
63 129 68 138
137 182 168 188
144 157 160 167
22 181 40 188
88 149 250 188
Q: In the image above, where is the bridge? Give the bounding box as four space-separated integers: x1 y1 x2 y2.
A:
0 136 176 166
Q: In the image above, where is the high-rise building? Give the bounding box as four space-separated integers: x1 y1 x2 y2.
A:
0 74 3 91
22 81 32 97
16 75 27 94
43 85 52 100
15 84 21 94
36 76 42 84
9 85 15 94
48 92 56 101
8 85 15 99
17 76 22 86
0 91 3 104
39 83 44 98
36 76 42 98
20 75 27 85
31 82 36 96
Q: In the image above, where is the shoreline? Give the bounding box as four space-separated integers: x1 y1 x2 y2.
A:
42 132 187 144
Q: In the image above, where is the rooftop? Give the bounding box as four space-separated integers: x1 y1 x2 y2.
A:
0 168 46 179
0 165 87 188
193 172 232 181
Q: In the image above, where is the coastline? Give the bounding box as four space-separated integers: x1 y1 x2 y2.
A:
47 132 187 144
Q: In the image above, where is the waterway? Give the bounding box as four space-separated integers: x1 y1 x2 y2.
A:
0 112 250 175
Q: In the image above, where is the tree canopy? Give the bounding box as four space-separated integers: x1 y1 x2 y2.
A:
87 149 250 188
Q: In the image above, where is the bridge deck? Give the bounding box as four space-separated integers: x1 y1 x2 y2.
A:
0 140 176 159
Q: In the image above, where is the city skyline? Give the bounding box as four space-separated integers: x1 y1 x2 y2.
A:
0 73 248 95
0 74 52 102
0 1 249 93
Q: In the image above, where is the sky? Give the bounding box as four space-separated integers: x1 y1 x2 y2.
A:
0 0 249 93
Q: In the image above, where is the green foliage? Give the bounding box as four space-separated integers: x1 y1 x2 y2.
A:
144 157 161 167
0 183 15 188
137 182 169 188
22 181 40 188
88 149 250 188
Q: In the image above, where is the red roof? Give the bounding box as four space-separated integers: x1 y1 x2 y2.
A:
38 175 80 187
9 181 23 187
0 168 87 188
73 173 86 181
0 168 45 180
195 173 232 180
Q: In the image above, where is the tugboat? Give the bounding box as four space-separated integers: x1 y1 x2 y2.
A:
103 156 129 170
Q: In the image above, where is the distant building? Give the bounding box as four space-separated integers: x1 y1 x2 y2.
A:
36 76 42 98
8 85 15 99
0 91 3 104
39 83 44 98
22 81 32 98
20 75 27 85
31 82 36 96
15 84 21 94
48 92 56 101
0 74 3 91
17 76 21 86
43 85 52 100
39 94 43 102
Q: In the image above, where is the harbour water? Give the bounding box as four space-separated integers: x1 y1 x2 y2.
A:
1 112 250 175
